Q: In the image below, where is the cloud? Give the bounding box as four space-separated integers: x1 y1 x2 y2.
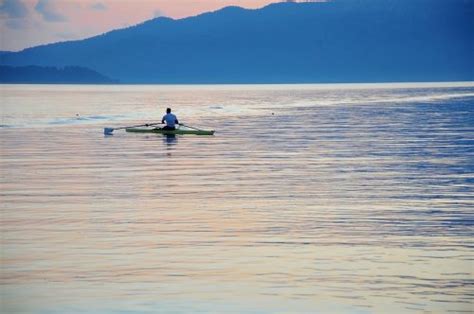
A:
0 0 28 18
5 18 29 30
35 0 67 22
91 2 107 11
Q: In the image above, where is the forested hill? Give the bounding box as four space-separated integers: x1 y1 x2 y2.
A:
1 0 472 83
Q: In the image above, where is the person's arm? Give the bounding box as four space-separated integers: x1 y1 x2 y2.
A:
161 116 165 124
175 117 179 124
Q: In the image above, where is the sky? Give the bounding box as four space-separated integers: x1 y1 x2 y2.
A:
0 0 279 51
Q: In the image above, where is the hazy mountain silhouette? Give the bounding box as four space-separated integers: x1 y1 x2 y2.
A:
0 65 118 84
1 0 472 83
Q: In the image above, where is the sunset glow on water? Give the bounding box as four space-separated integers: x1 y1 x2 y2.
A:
1 83 473 313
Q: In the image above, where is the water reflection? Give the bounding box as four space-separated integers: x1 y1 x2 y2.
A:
164 134 177 145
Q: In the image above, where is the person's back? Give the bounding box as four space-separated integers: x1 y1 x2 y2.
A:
161 108 179 130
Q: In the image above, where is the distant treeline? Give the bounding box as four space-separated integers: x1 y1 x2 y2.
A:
0 65 118 84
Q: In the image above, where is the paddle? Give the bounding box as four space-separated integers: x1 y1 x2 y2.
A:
179 123 204 131
104 122 161 135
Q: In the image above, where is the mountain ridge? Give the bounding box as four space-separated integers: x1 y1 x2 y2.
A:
1 0 472 83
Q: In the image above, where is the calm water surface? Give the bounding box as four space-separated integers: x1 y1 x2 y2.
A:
1 83 473 313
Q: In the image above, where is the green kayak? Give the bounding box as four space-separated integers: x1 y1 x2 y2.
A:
125 127 215 135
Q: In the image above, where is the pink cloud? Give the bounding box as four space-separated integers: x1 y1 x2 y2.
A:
35 0 68 22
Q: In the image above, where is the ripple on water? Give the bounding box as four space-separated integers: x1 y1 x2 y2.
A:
1 84 473 313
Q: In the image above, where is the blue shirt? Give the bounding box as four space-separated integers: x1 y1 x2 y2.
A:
162 113 178 127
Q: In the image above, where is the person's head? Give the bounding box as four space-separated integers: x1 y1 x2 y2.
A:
166 108 171 114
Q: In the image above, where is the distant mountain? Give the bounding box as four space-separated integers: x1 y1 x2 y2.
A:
0 65 118 84
0 0 472 83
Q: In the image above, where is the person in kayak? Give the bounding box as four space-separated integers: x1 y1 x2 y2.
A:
161 108 179 130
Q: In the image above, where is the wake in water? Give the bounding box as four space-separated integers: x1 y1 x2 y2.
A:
48 114 112 125
0 114 129 128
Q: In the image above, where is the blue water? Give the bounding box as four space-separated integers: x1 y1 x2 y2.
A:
1 83 473 313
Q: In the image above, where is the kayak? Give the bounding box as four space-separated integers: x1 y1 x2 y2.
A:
125 127 215 135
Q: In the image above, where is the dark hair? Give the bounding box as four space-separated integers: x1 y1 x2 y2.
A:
166 108 171 113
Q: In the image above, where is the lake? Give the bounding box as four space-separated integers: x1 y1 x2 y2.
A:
1 83 473 313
